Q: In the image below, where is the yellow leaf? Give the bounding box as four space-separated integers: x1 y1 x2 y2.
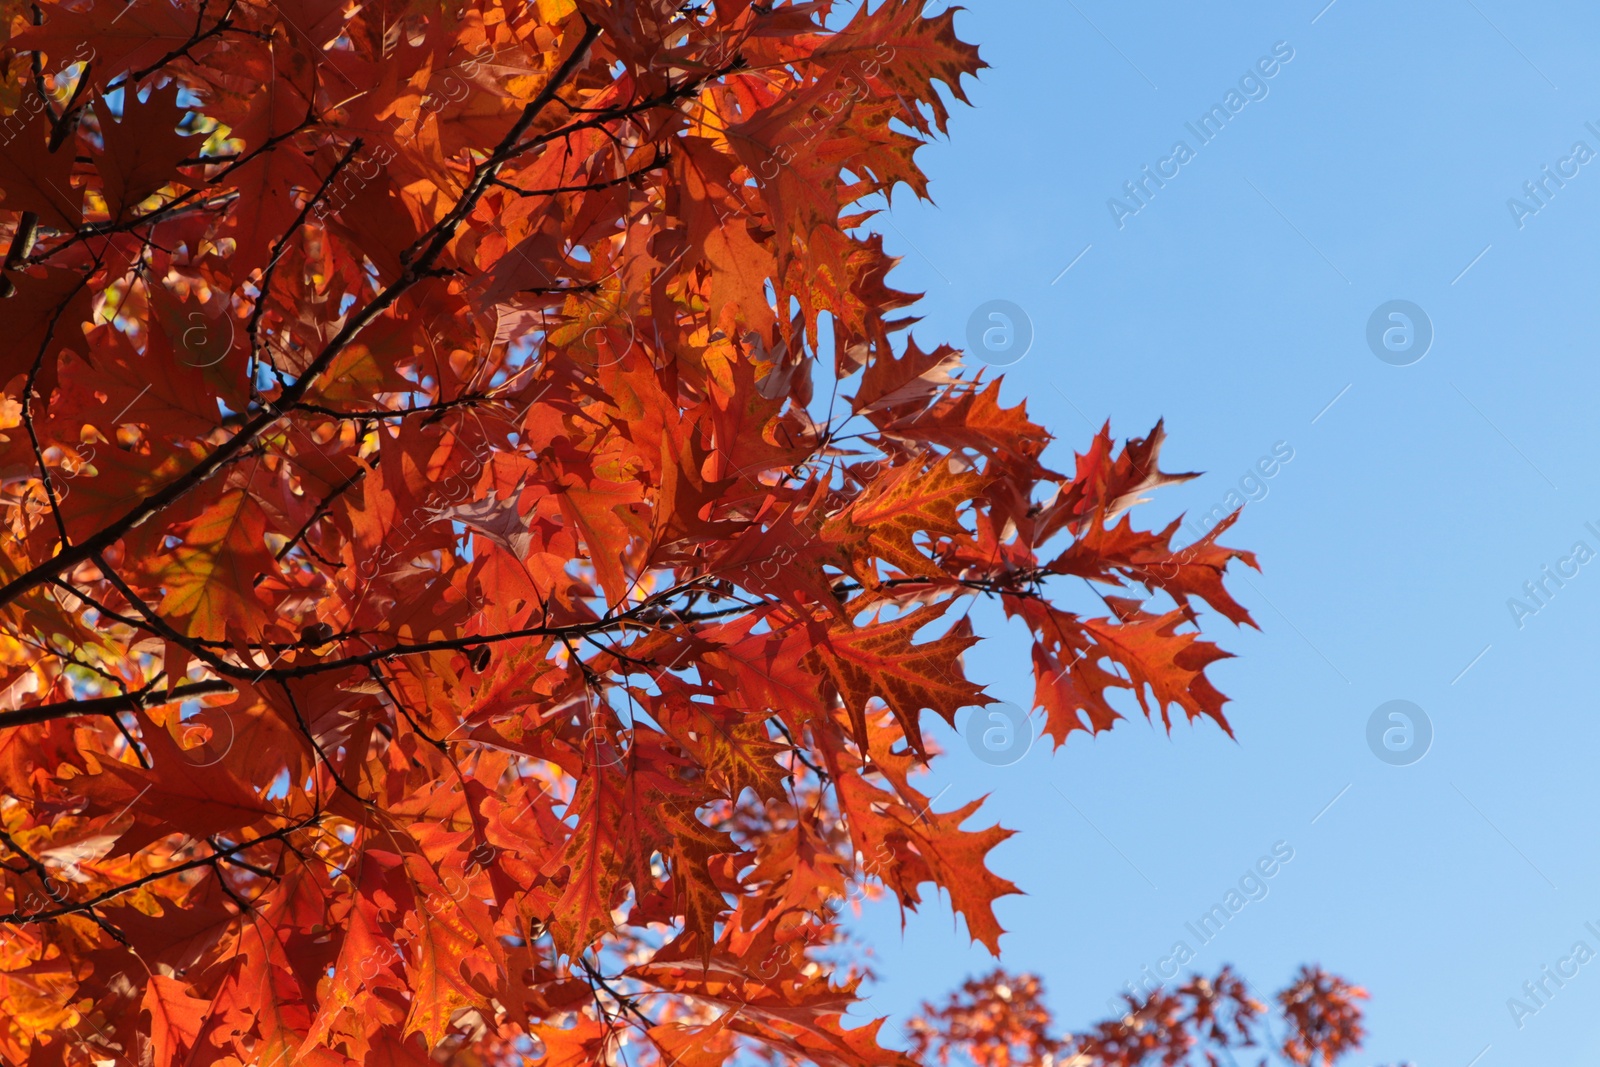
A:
154 490 278 640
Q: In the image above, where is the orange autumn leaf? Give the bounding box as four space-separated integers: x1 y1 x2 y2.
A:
140 975 210 1067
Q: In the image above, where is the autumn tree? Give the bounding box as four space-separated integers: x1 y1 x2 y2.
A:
0 0 1332 1064
907 966 1378 1067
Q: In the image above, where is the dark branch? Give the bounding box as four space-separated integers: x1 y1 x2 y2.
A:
0 817 319 925
0 679 234 730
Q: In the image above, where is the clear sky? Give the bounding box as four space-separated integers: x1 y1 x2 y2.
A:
844 1 1600 1063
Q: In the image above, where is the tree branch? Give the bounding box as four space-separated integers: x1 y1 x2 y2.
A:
0 817 318 925
0 679 234 730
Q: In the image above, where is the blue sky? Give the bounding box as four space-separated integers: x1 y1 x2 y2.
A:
844 1 1600 1063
